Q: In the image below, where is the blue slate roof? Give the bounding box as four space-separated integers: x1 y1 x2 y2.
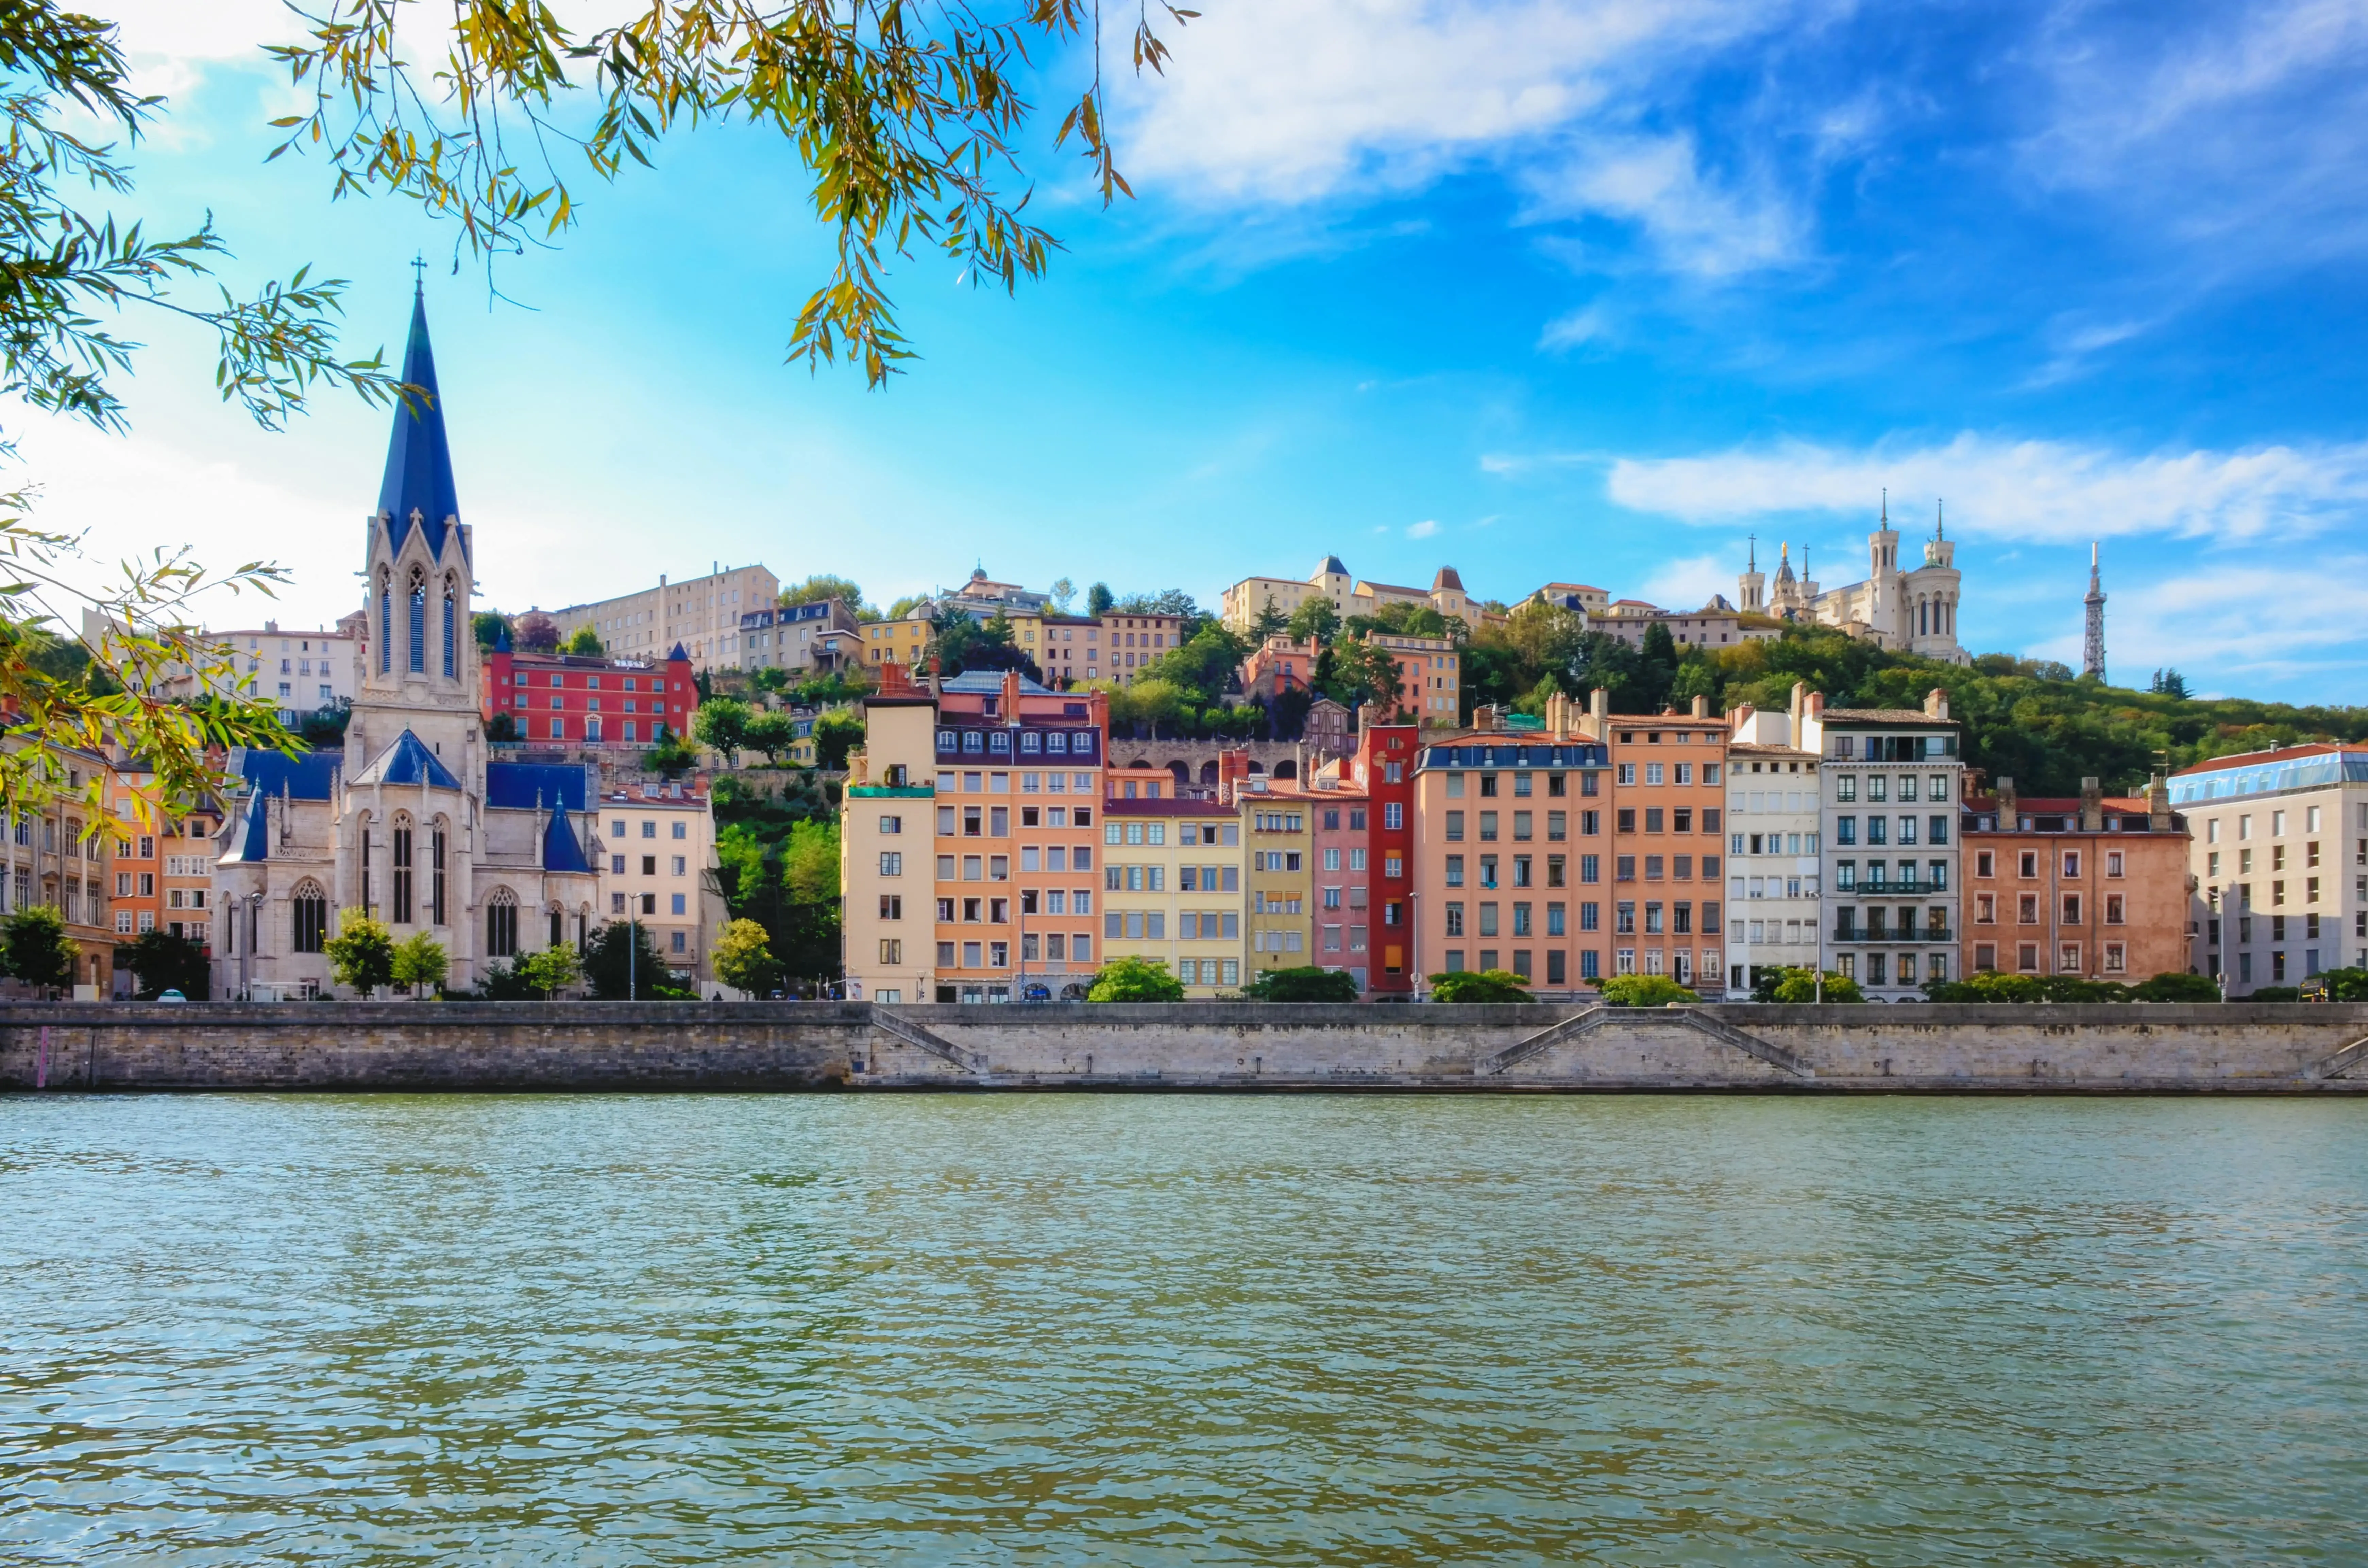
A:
237 747 340 801
353 729 463 791
222 787 271 863
376 287 464 562
942 669 1051 694
667 641 689 661
486 761 588 812
542 807 593 873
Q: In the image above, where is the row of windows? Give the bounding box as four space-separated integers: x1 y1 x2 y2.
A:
1833 815 1950 846
937 729 1099 757
1972 942 2128 974
1833 773 1951 802
1104 910 1242 940
1833 860 1949 892
940 805 1100 837
2206 913 2343 947
1105 821 1235 846
2203 843 2317 877
1831 908 1950 939
1612 762 1721 787
1439 948 1600 983
2201 804 2352 843
608 819 690 840
1443 809 1600 841
1832 951 1951 986
1972 892 2129 924
1735 832 1817 856
929 935 1095 969
608 855 690 876
1443 772 1599 798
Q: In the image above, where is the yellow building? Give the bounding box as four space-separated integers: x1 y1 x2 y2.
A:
839 696 937 1004
1100 784 1246 995
1242 784 1314 976
864 616 934 670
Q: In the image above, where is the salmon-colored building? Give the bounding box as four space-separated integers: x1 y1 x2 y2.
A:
1959 776 2193 984
1605 698 1730 994
1410 695 1611 996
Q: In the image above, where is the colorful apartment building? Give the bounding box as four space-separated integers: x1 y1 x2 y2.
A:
1360 630 1459 725
1960 777 2192 987
1804 692 1964 1000
593 777 728 988
1241 636 1317 703
1100 770 1245 995
484 636 694 746
1345 723 1419 995
105 766 162 960
1411 713 1612 996
839 666 1109 1003
2170 744 2368 989
863 615 934 671
1296 770 1373 988
1604 702 1729 995
1101 613 1182 684
160 806 221 947
738 598 860 675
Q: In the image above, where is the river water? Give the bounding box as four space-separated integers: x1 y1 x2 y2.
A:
3 1094 2364 1565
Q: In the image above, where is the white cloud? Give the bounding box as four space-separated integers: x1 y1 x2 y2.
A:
2077 558 2368 687
1602 432 2368 544
1637 551 1731 610
1115 0 1807 276
1406 518 1440 538
1538 304 1610 351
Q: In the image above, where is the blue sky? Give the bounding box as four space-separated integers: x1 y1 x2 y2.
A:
25 0 2368 701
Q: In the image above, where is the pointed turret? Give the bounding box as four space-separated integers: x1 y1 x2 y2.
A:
376 284 463 561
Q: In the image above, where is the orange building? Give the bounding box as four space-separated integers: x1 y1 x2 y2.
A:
1605 700 1730 994
1960 776 2193 984
1410 698 1611 997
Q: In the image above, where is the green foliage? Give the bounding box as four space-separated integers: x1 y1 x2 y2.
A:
1325 638 1405 714
1241 966 1360 1002
2132 970 2223 1002
1923 970 2045 1003
694 697 752 760
1285 597 1341 647
1346 601 1452 640
562 625 602 655
1764 966 1865 1003
486 710 520 742
470 958 538 1000
716 782 841 989
741 709 799 765
1428 969 1532 1003
2248 986 2302 1002
390 931 449 995
713 918 783 996
885 593 933 623
520 943 582 999
2 905 77 991
782 820 842 905
749 664 792 693
473 610 510 650
813 709 866 771
1087 956 1186 1002
582 920 677 999
1249 599 1289 642
117 928 209 1000
1086 582 1115 618
322 910 394 997
779 574 870 615
1142 624 1251 706
300 703 353 747
1048 577 1076 613
1596 973 1699 1007
643 730 698 777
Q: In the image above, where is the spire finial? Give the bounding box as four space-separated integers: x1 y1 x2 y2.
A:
1936 499 1944 539
1881 487 1888 524
410 253 426 294
1747 532 1757 570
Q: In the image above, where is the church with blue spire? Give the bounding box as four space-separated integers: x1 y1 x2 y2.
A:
211 285 602 996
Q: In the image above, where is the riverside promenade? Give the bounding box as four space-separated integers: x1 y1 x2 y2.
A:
4 1001 2368 1093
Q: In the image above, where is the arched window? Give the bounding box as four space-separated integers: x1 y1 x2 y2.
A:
429 817 449 926
441 580 457 679
378 574 393 673
408 571 427 674
290 879 328 953
391 813 415 924
486 886 519 958
548 906 564 950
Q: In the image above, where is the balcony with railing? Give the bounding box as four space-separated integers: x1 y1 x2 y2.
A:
1830 923 1955 944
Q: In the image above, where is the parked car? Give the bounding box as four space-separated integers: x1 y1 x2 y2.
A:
157 989 187 1004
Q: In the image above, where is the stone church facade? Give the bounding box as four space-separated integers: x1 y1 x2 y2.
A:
212 288 599 998
1738 502 1969 665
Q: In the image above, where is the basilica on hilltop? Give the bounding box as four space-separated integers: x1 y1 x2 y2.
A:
1738 498 1969 665
211 287 601 997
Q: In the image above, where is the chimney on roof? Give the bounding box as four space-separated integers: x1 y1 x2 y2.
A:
1000 668 1021 719
2148 770 2173 832
1585 686 1609 739
2079 776 2103 833
1690 694 1708 719
1996 775 2018 826
1218 747 1251 806
1924 686 1950 721
1473 705 1497 732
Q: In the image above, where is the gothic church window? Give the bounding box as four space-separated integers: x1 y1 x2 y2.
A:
487 886 519 957
378 576 393 673
408 572 427 674
441 581 457 678
392 814 415 924
291 880 328 953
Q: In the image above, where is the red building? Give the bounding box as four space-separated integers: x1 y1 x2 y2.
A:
1350 721 1419 995
484 632 694 745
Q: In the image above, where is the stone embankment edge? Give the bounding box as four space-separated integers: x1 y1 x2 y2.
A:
4 1000 2368 1094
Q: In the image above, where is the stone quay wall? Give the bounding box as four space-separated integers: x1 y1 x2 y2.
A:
5 1001 2368 1093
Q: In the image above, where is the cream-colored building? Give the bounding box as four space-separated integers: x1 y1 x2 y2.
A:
839 697 936 1004
1222 558 1478 635
863 617 934 671
549 562 779 672
2170 744 2368 991
1099 770 1246 995
592 778 730 991
1723 710 1823 994
1739 507 1967 664
82 610 361 725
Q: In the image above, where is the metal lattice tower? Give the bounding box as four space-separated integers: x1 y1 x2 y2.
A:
2083 541 2107 681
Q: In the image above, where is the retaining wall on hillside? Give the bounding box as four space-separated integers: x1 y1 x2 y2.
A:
4 1001 2368 1094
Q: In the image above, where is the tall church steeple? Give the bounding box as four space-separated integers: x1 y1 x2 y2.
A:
376 282 464 564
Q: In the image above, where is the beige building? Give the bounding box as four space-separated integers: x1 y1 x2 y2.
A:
83 610 361 724
863 616 934 671
0 744 118 996
2169 744 2368 991
1221 558 1479 635
839 697 936 1004
1100 767 1246 994
593 777 730 991
549 562 779 671
1738 508 1967 665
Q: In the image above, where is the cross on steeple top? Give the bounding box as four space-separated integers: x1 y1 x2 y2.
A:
410 253 426 293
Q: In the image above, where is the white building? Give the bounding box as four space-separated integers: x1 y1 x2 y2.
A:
2168 744 2368 990
83 610 362 726
1739 504 1968 664
548 561 780 672
1800 688 1965 1001
1724 703 1823 993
